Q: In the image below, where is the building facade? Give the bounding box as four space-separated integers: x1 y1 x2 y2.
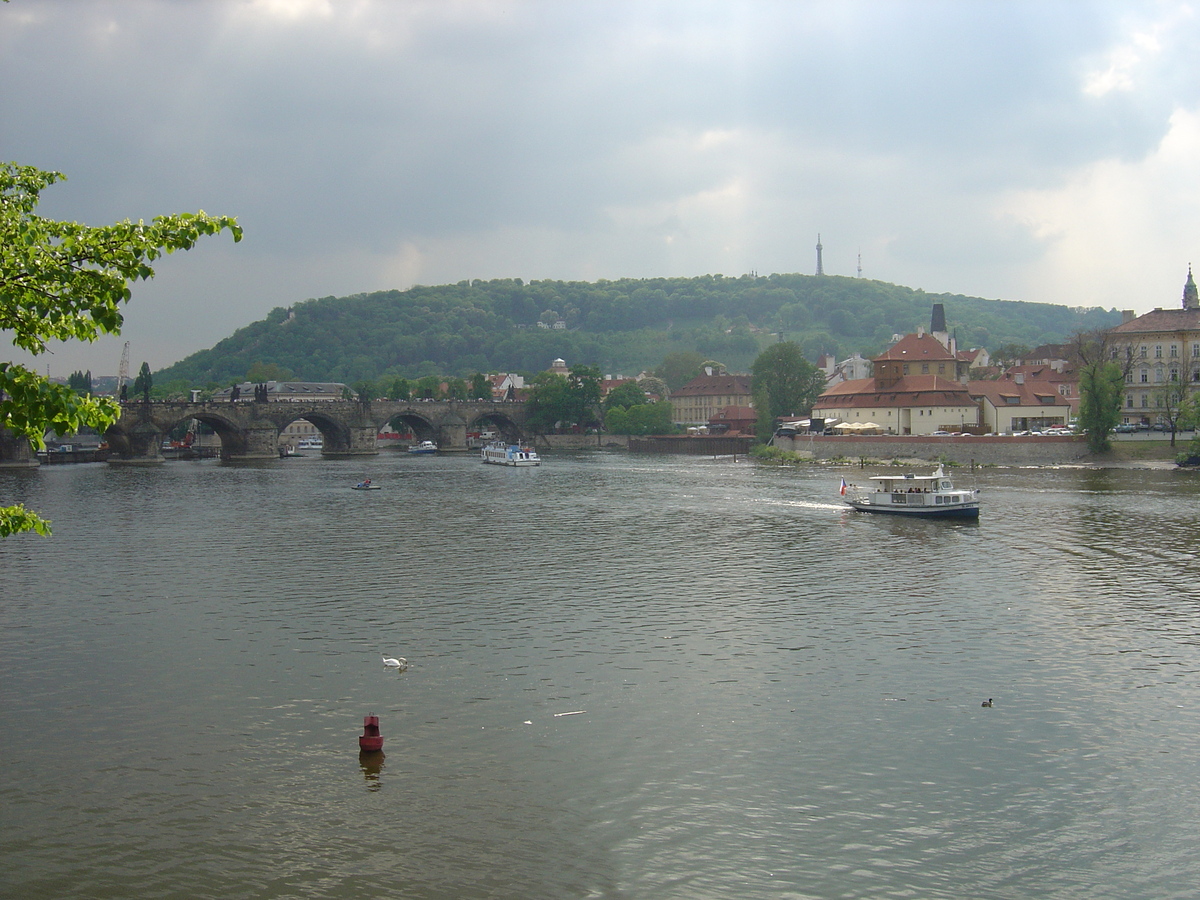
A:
1107 269 1200 427
813 330 980 434
670 372 754 426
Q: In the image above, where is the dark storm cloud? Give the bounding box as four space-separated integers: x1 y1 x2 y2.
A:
3 0 1199 373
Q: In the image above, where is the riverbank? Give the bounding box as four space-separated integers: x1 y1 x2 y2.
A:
768 433 1196 467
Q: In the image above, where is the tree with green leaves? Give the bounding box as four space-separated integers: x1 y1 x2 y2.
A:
655 351 705 391
413 375 441 400
132 362 153 403
1073 329 1131 454
384 376 410 401
603 380 648 411
351 379 377 403
470 372 492 400
1 162 241 536
67 370 92 395
750 342 827 442
567 364 603 429
525 372 572 430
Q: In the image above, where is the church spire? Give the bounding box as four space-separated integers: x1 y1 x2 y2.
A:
1184 265 1198 310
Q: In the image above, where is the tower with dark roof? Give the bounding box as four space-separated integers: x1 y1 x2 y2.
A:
1184 265 1198 310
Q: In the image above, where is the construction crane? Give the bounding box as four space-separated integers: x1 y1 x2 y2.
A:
116 341 130 399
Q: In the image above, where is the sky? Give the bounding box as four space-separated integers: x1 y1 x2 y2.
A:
4 0 1200 376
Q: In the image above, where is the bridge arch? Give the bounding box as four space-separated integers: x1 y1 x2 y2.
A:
385 411 438 443
274 410 353 453
465 410 527 441
106 398 531 462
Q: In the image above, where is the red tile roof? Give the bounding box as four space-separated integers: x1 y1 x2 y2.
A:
817 375 976 408
873 332 957 362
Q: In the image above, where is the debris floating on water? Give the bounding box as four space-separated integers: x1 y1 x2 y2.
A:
553 710 586 717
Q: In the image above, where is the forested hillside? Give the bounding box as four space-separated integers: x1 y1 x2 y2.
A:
155 272 1121 387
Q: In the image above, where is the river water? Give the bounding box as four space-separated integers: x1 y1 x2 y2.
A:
2 452 1199 899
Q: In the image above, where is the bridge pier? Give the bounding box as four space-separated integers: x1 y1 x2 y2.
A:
437 410 467 452
226 424 286 461
0 428 39 468
321 425 380 458
107 417 165 466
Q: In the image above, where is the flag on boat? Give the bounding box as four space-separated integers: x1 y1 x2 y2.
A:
839 478 847 496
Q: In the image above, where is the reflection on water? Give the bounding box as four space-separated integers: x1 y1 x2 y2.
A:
359 751 385 792
3 454 1200 899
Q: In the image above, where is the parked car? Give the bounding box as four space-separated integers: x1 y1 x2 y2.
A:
1114 424 1137 433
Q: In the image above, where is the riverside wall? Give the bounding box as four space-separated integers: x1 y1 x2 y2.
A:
539 432 1096 465
772 433 1092 466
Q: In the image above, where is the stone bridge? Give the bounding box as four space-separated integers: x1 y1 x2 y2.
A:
102 398 532 463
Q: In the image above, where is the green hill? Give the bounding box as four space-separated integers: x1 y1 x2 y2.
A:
155 272 1121 387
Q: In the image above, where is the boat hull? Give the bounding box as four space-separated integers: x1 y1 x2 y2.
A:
844 499 979 518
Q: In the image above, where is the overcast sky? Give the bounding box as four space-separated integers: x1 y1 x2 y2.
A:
4 0 1200 376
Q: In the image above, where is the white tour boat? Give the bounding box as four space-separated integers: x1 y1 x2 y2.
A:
481 440 541 467
841 464 979 519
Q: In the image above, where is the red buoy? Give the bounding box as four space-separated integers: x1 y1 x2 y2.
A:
359 714 384 752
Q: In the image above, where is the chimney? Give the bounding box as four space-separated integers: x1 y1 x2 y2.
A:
1122 310 1136 324
1015 373 1025 385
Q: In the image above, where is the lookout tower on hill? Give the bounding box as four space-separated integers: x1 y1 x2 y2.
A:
815 234 824 276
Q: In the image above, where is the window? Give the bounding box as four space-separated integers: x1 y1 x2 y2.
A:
1126 395 1134 408
1155 367 1164 383
902 364 909 375
1155 345 1163 358
1141 394 1149 407
937 364 945 374
1170 368 1179 382
1171 345 1178 357
1141 369 1149 383
1193 344 1200 358
1140 346 1148 358
1126 372 1134 383
921 364 929 374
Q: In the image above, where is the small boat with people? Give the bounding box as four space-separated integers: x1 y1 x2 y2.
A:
407 440 438 455
481 440 541 467
352 479 380 490
840 464 979 518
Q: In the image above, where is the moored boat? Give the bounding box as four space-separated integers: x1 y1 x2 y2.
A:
841 464 979 518
407 440 438 454
481 440 540 466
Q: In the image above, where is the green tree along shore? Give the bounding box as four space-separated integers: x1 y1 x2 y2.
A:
153 275 1121 391
1 162 241 536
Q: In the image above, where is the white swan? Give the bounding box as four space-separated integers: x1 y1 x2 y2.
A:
382 655 408 670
